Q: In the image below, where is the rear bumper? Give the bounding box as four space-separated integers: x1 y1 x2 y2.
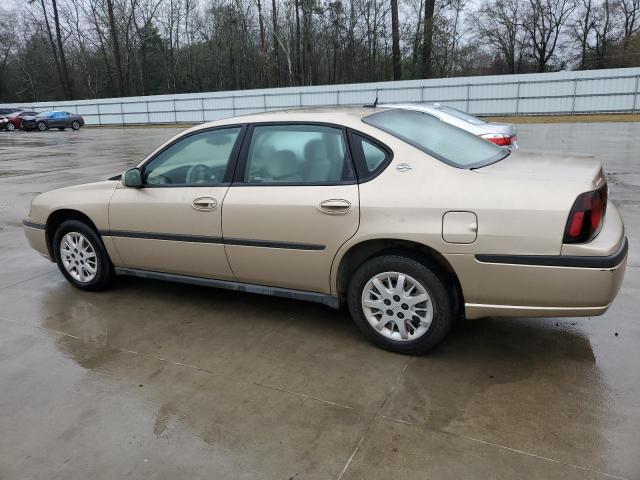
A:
446 237 628 320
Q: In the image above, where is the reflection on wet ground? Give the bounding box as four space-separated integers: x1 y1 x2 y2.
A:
0 125 639 479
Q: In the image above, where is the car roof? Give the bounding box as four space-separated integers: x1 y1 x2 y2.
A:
190 106 392 132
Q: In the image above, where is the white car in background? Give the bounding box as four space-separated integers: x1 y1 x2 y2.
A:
384 103 518 148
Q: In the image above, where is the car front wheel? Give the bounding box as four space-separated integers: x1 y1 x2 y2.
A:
37 121 47 131
347 255 454 355
6 122 15 131
71 121 80 130
53 220 114 291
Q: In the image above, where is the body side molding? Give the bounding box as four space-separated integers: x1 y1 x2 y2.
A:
475 237 628 269
100 229 325 250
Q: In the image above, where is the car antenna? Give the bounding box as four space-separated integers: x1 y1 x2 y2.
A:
364 96 379 108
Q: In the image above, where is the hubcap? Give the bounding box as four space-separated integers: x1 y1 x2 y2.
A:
38 123 46 131
361 272 433 341
59 232 97 283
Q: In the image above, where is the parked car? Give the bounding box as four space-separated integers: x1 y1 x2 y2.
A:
23 107 627 355
384 103 518 148
0 107 21 116
21 111 85 131
1 111 39 131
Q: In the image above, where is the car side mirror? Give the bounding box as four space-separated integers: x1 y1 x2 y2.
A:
123 168 142 188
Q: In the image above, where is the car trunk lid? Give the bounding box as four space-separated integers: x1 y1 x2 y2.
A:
474 149 605 190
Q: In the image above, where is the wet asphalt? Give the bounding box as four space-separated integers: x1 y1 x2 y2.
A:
0 123 638 479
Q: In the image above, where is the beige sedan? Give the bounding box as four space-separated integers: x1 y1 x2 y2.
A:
23 108 627 354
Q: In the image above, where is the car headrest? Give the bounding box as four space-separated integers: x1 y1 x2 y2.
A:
304 139 326 163
267 150 298 179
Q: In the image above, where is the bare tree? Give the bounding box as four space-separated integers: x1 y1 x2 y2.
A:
0 10 17 100
570 0 596 68
474 0 525 73
523 0 577 72
619 0 640 46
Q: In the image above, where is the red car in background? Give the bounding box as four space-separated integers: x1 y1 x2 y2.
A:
1 111 39 131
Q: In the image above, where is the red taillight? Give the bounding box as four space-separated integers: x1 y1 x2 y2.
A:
563 185 608 243
481 134 513 146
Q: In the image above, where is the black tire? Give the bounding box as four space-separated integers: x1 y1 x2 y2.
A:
37 121 47 131
347 255 454 355
52 219 114 291
71 121 80 130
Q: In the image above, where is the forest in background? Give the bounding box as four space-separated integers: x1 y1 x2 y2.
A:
0 0 639 103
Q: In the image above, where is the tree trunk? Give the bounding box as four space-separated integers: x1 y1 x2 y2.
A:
271 0 280 85
257 0 266 52
39 0 65 98
106 0 126 96
295 0 302 84
421 0 435 78
391 0 401 80
50 0 74 99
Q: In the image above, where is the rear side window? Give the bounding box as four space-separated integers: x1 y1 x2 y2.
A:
349 133 391 181
364 109 508 169
243 124 354 184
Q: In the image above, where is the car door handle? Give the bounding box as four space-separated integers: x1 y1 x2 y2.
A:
319 199 351 215
192 197 217 211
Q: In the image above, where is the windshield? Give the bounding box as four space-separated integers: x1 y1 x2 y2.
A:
363 109 509 169
437 106 487 125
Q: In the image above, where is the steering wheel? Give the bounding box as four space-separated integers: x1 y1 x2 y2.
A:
186 164 215 184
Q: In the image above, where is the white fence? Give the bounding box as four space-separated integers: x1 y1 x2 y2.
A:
3 67 640 126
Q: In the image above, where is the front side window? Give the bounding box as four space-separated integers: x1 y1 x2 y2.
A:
143 127 241 185
244 124 353 184
364 109 508 169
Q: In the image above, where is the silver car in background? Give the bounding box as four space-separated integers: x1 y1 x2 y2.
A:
385 103 518 148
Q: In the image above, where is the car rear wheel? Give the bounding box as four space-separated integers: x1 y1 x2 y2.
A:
6 122 15 131
53 220 114 291
37 121 47 131
71 121 80 130
347 255 454 355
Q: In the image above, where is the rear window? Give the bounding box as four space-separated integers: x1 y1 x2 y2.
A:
363 109 508 169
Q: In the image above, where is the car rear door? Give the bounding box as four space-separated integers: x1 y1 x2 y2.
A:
107 126 245 280
221 123 360 294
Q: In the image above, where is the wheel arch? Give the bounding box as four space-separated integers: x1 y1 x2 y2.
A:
334 238 464 317
45 209 102 260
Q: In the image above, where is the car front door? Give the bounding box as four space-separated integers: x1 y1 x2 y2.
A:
221 123 360 293
107 126 244 280
48 112 63 127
